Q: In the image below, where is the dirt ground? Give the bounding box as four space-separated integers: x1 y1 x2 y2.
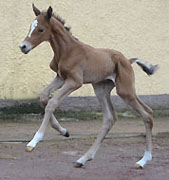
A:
0 117 169 180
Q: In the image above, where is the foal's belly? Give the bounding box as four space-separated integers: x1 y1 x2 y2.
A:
83 72 116 84
83 60 116 84
82 47 116 84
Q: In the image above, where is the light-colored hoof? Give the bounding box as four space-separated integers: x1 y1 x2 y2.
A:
135 163 143 169
26 146 34 152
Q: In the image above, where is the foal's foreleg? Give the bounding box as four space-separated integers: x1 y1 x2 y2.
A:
27 79 80 151
26 76 69 152
40 76 68 136
76 81 117 167
50 115 69 137
40 76 64 106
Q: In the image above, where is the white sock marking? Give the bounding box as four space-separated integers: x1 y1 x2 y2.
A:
27 132 43 148
28 20 38 38
136 151 152 168
77 156 86 165
60 127 67 136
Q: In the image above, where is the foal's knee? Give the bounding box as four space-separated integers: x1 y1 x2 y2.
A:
40 90 49 107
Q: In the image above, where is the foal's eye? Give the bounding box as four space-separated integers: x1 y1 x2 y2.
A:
38 28 44 33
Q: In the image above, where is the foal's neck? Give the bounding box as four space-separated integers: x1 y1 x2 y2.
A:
49 18 75 61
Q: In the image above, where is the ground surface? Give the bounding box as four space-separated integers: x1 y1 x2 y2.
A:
0 116 169 180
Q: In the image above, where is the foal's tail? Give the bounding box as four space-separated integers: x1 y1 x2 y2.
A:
129 58 159 76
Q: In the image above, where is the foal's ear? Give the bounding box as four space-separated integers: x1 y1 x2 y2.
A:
32 4 41 16
46 6 53 20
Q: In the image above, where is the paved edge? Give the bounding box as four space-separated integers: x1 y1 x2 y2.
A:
0 94 169 112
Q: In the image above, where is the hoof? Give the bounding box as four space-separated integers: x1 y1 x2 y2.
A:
87 158 93 161
64 131 70 137
135 163 143 169
26 146 34 152
74 162 83 168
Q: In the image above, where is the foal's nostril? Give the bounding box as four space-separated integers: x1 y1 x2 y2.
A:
22 45 26 49
19 44 26 50
19 42 32 54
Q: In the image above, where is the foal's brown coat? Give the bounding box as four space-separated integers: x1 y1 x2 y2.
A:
19 5 157 168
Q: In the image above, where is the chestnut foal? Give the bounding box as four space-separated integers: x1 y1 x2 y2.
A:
19 5 158 168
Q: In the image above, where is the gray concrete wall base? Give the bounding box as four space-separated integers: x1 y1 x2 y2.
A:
0 94 168 112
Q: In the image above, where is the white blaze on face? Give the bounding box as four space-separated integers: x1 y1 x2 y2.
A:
28 20 38 38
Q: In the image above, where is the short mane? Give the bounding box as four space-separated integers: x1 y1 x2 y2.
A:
52 13 78 40
53 14 71 32
41 10 71 32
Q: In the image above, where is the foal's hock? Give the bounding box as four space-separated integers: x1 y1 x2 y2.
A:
19 4 158 168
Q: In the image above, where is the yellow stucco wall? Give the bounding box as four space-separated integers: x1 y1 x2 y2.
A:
0 0 168 99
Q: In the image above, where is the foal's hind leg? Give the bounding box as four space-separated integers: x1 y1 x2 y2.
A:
117 86 153 168
75 80 117 167
136 96 153 115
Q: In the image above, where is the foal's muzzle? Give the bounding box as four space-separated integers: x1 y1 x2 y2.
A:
19 44 28 54
19 41 32 54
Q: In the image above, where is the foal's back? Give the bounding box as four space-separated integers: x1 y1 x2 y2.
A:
76 42 132 84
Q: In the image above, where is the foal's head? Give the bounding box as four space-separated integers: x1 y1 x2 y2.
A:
19 4 53 54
